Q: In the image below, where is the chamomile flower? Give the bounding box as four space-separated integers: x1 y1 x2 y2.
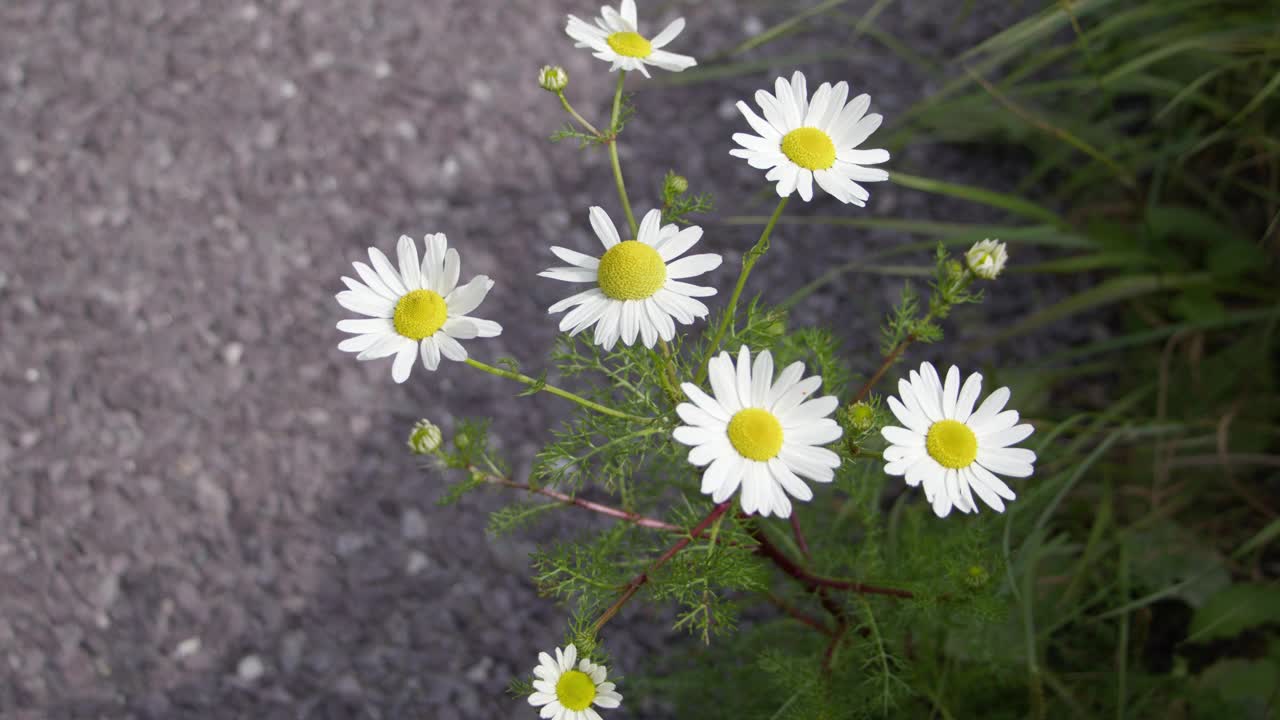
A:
881 362 1037 518
673 347 843 518
528 644 622 720
565 0 696 77
336 234 501 383
541 207 721 351
731 71 889 206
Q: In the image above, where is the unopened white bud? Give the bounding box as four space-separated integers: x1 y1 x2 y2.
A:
407 419 443 455
538 65 568 93
966 239 1008 280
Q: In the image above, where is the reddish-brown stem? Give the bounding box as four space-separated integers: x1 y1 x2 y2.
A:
851 334 915 405
765 591 834 637
488 475 681 532
749 522 914 599
789 513 811 561
591 500 734 634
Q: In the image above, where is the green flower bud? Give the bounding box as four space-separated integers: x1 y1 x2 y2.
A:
964 564 990 589
538 65 568 93
665 173 689 196
407 419 443 455
849 401 876 432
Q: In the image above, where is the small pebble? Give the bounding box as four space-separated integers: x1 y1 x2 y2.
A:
237 654 266 683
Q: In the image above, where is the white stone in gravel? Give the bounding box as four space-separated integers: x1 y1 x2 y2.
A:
465 656 493 684
742 16 764 36
173 637 201 659
23 368 38 382
373 60 391 79
401 508 427 540
406 551 430 576
237 654 266 683
222 342 244 366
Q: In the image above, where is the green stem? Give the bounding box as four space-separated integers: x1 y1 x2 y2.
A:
464 359 650 423
608 71 638 236
556 91 602 137
696 195 789 384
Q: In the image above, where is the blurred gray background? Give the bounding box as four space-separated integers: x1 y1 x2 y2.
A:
0 1 1071 717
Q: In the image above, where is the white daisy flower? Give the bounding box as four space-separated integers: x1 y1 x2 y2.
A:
565 0 696 77
730 71 890 206
881 362 1037 518
673 347 843 518
336 234 502 384
528 644 622 720
966 238 1008 280
540 207 721 351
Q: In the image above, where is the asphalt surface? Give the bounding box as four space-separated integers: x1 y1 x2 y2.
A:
1 1 1082 717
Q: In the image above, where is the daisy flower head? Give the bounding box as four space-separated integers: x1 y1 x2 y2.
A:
565 0 696 77
881 362 1037 518
731 71 890 206
336 234 502 383
673 347 843 518
540 207 721 351
528 644 622 720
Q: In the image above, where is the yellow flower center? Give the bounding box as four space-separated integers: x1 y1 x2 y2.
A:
780 127 836 171
727 408 784 461
555 670 597 712
606 31 652 58
597 240 666 300
925 420 978 469
393 289 447 340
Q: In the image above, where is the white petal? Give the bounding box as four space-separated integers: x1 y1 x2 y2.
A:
539 267 599 283
786 420 842 446
750 350 773 407
445 276 493 316
637 208 662 245
665 280 716 297
358 333 411 361
368 246 407 296
337 317 394 335
887 395 929 434
435 332 468 362
975 447 1035 477
589 206 621 249
653 225 703 261
771 376 822 417
664 253 722 280
646 49 696 72
550 246 601 269
420 337 441 370
352 261 398 300
549 287 604 314
708 352 742 412
619 0 637 28
839 147 890 166
734 346 753 412
942 365 961 418
397 235 422 291
440 247 461 295
338 333 381 353
391 341 417 383
981 423 1035 449
954 371 983 423
649 17 684 48
781 396 838 426
767 457 813 501
680 384 730 422
735 101 782 142
336 290 394 318
442 317 478 339
708 455 744 502
968 386 1011 428
766 362 805 407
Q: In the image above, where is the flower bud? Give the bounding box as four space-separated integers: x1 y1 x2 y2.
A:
665 173 689 196
407 419 443 455
964 564 990 589
538 65 568 93
966 239 1008 280
849 401 876 432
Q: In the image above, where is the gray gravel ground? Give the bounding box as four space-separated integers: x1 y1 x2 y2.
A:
2 1 1092 717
